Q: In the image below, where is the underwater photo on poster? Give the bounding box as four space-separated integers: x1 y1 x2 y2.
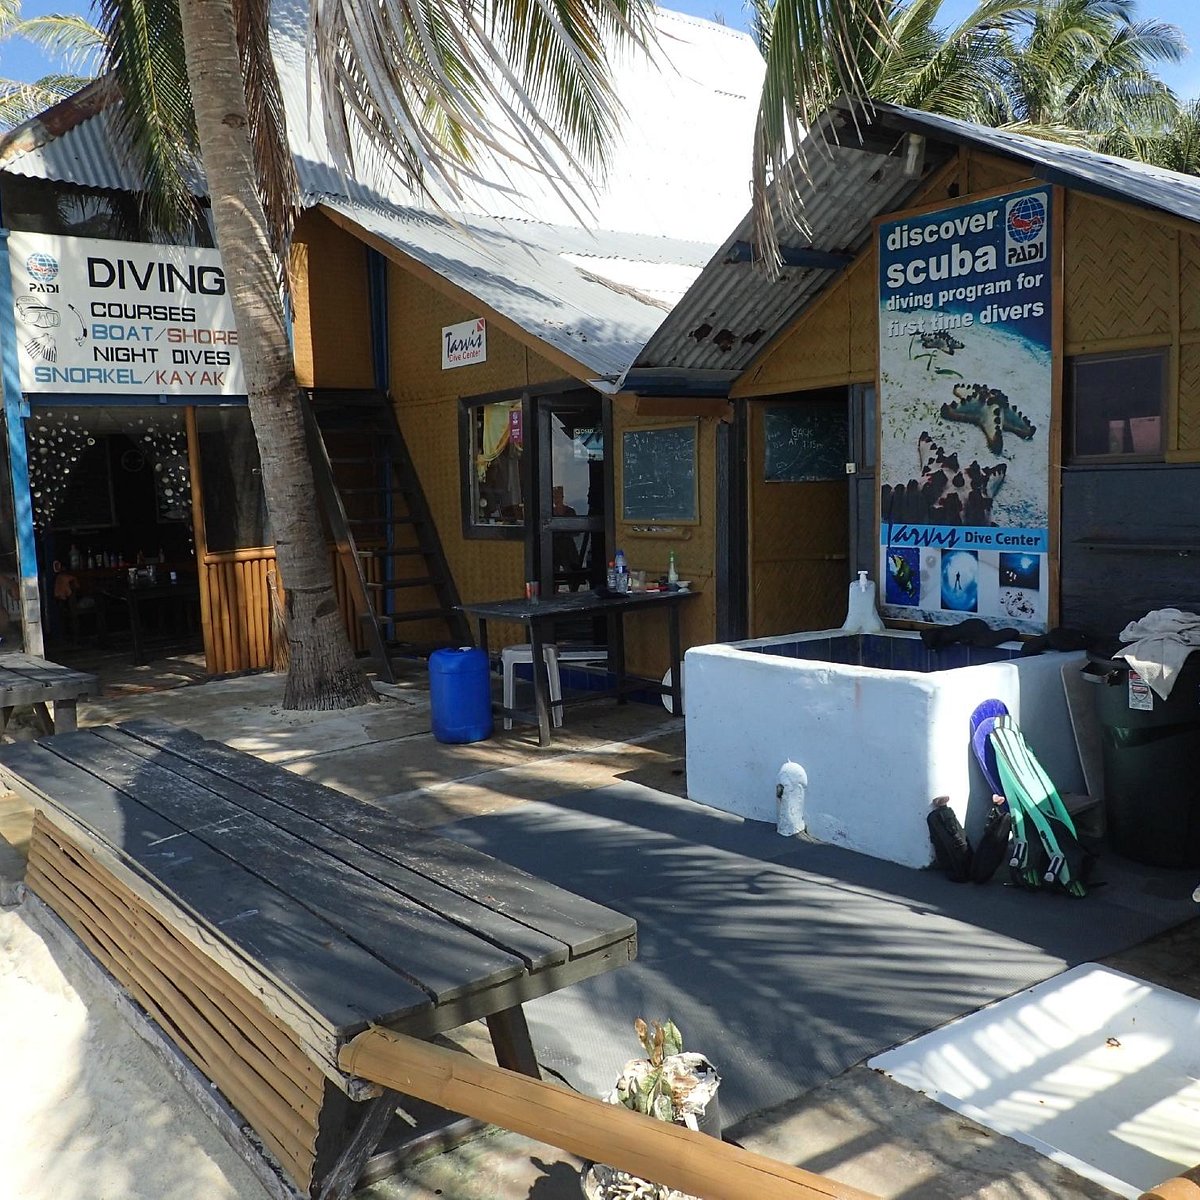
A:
886 547 921 606
877 185 1053 633
941 549 978 612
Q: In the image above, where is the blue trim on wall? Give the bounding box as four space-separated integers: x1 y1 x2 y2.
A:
0 219 42 643
367 247 389 392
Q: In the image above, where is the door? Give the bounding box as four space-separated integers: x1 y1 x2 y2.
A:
533 392 607 596
847 383 877 578
747 391 850 637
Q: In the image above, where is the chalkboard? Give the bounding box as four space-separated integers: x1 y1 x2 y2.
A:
764 402 847 482
621 424 697 522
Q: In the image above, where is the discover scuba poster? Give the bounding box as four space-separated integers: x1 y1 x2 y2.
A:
877 185 1053 633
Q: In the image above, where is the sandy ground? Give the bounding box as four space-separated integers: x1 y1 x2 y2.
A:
0 902 270 1200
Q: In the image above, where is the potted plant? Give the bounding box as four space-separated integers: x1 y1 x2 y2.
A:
582 1019 721 1200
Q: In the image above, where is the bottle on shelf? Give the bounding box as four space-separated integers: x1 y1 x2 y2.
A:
667 550 679 585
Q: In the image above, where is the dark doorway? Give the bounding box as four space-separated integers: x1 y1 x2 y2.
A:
532 391 608 596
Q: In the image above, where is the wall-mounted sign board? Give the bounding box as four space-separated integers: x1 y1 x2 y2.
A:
763 401 848 482
7 232 245 396
442 318 487 369
621 423 698 523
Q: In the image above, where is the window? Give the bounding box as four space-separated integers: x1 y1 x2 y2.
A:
461 398 525 537
197 407 271 552
1069 349 1167 461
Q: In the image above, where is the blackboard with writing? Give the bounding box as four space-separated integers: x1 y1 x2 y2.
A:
621 424 697 522
764 402 848 482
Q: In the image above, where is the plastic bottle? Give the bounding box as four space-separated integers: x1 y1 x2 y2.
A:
606 560 618 591
69 544 81 570
667 550 679 585
614 549 629 593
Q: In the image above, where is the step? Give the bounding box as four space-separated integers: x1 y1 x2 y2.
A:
366 578 436 590
373 609 454 625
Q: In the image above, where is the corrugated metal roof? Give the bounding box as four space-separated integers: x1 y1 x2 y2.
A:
322 199 714 379
625 99 1200 394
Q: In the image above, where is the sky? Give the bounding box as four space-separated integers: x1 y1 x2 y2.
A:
3 0 1200 101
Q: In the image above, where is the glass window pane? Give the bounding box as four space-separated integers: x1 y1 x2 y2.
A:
197 407 271 551
1071 351 1165 459
551 412 604 518
470 400 524 527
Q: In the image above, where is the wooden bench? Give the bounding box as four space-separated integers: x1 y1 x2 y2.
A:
0 718 637 1199
0 652 98 735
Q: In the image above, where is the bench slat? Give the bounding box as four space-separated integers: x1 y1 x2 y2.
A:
118 718 636 956
93 725 570 973
38 732 532 1006
0 740 432 1034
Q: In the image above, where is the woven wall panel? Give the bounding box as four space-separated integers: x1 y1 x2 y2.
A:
847 251 878 377
745 282 850 393
612 399 717 675
966 152 1032 195
751 560 846 639
1178 342 1200 454
1065 194 1174 345
1179 233 1200 335
292 213 375 390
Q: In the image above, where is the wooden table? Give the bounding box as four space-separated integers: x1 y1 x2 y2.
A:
0 719 636 1199
0 652 98 735
460 589 699 746
102 579 201 664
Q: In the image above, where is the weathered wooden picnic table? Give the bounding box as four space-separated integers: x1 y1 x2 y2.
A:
0 718 637 1200
0 652 98 734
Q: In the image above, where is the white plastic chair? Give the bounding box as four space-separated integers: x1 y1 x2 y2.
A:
500 643 607 729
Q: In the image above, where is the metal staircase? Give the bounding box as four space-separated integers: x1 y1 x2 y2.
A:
303 389 472 683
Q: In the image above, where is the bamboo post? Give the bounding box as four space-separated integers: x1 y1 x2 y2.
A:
339 1027 878 1200
1141 1165 1200 1200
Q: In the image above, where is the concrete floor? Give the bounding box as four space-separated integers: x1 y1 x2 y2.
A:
1 655 1197 1200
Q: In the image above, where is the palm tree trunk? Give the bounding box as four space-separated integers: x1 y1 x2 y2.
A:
176 0 374 709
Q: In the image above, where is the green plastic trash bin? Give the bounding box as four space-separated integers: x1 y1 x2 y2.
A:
1083 654 1200 868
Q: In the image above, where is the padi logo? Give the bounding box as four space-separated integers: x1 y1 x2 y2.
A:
1004 194 1047 266
26 252 60 283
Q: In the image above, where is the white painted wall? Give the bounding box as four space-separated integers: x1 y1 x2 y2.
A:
685 632 1085 869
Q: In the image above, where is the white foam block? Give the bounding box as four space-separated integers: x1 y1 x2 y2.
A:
869 964 1200 1197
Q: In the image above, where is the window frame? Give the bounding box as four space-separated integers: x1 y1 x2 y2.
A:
1067 346 1169 465
458 389 531 542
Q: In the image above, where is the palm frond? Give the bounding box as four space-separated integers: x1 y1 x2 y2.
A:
100 0 201 238
14 13 106 69
231 0 299 284
0 75 86 131
311 0 654 219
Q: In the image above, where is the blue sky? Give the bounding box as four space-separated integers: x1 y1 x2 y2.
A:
4 0 1200 101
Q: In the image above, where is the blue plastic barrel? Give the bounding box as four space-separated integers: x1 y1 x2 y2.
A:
428 646 494 744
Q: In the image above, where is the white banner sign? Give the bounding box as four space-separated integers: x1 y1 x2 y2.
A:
7 232 244 396
441 317 487 369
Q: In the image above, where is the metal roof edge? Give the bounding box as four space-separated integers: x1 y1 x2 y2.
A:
0 76 120 169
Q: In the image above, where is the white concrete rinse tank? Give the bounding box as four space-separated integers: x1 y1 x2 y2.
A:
685 629 1084 868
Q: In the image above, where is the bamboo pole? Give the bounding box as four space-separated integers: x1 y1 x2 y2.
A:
1141 1166 1200 1200
339 1027 878 1200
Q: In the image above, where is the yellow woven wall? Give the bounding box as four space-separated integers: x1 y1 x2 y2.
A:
290 213 374 390
966 151 1031 194
385 261 577 650
1064 192 1174 348
612 396 718 677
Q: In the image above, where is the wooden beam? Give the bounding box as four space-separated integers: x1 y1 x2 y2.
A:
339 1027 878 1200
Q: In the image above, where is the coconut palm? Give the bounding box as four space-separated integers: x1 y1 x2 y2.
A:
95 0 661 708
0 0 103 130
751 0 1189 263
982 0 1186 156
